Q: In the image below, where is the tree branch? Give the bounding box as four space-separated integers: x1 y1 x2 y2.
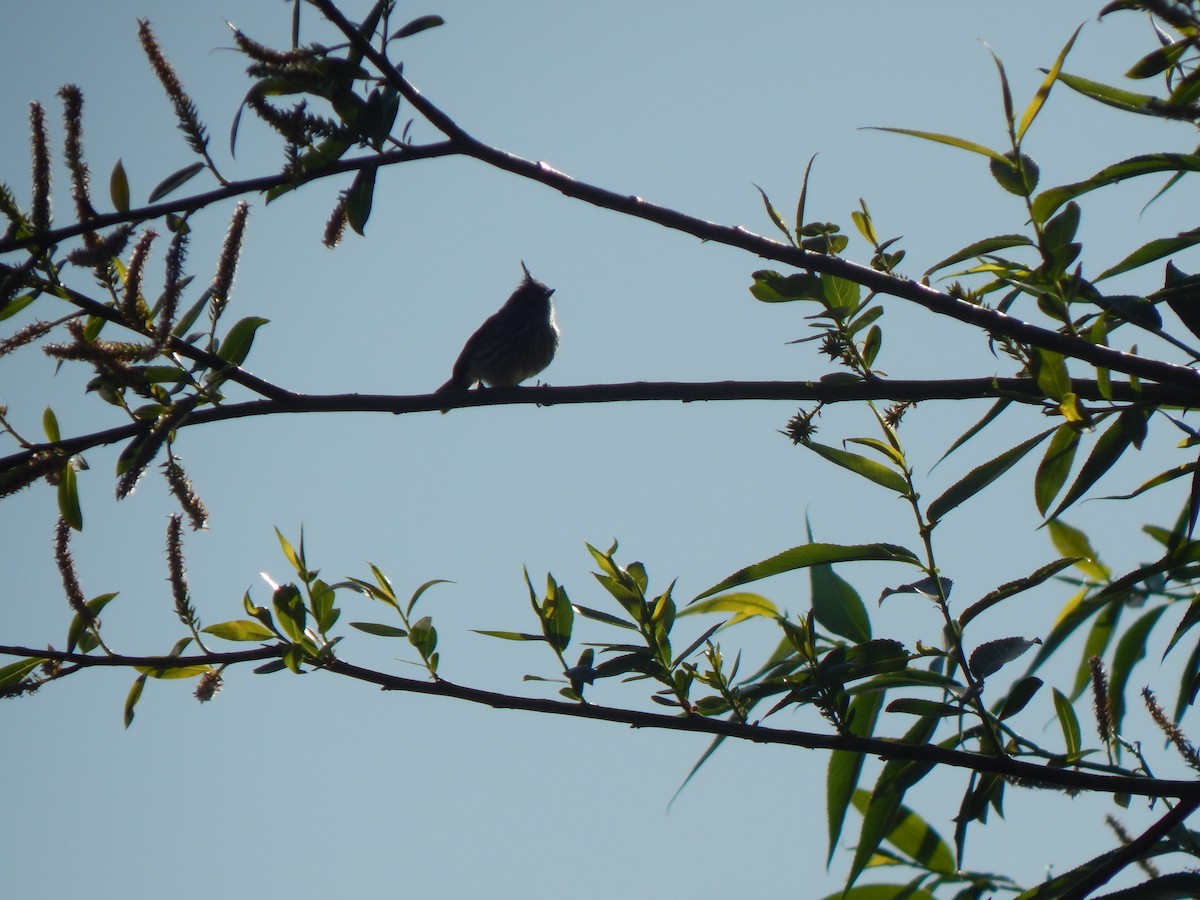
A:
313 0 1200 399
3 640 1197 802
0 376 1176 476
0 142 456 255
1061 798 1200 899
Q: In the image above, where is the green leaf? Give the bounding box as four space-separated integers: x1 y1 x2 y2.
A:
694 542 920 602
803 440 911 495
1035 425 1081 516
681 592 779 623
822 274 860 309
969 636 1042 680
870 127 1007 163
66 592 118 653
202 619 276 642
811 561 871 644
997 675 1043 721
819 886 935 900
406 577 451 616
958 558 1081 627
1053 69 1165 117
345 166 377 236
390 14 445 39
989 152 1040 196
472 629 543 641
0 657 43 688
753 183 792 243
1127 38 1190 79
844 715 939 892
148 162 206 203
272 584 307 643
1017 25 1081 141
1034 349 1071 401
1024 589 1107 676
1047 410 1148 521
885 698 963 717
748 269 824 303
57 462 83 531
42 406 60 443
408 614 438 659
1032 153 1200 224
109 159 130 213
926 427 1054 524
932 399 1011 469
1047 519 1110 581
135 664 213 680
124 673 147 728
1164 594 1200 660
1109 606 1168 737
571 603 638 630
1096 229 1200 281
850 788 956 876
923 234 1034 278
826 691 883 866
215 316 269 368
1052 688 1081 757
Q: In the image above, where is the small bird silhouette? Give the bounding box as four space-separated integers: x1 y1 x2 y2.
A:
436 263 558 411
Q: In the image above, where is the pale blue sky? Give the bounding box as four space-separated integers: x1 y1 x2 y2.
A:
3 2 1198 897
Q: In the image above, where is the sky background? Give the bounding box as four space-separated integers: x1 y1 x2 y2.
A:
3 2 1200 897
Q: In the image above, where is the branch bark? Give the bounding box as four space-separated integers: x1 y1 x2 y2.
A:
0 376 1177 477
313 0 1200 400
2 641 1196 803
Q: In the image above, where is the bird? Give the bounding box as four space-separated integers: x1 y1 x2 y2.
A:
436 262 558 411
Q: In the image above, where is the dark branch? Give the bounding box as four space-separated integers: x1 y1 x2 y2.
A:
1060 798 1200 899
0 142 456 255
2 641 1197 802
313 0 1200 399
0 376 1177 475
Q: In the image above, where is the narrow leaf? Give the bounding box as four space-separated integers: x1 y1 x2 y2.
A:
932 399 1010 469
124 673 147 728
202 619 275 642
1052 688 1081 757
754 183 792 243
923 235 1034 278
969 636 1042 680
215 316 269 368
390 14 445 39
1032 153 1200 223
997 676 1043 721
826 691 883 866
927 428 1054 524
1047 410 1148 520
958 558 1081 627
694 543 920 602
681 592 779 623
1108 606 1168 737
148 162 206 203
1018 25 1082 141
804 440 910 495
1035 425 1081 516
110 159 130 213
870 127 1007 163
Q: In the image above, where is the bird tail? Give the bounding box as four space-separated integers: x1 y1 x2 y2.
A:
436 376 466 414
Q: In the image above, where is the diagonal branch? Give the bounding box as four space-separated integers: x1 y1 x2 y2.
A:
313 0 1200 399
18 271 297 402
0 641 1194 801
1060 797 1200 899
0 142 456 255
2 640 1195 802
